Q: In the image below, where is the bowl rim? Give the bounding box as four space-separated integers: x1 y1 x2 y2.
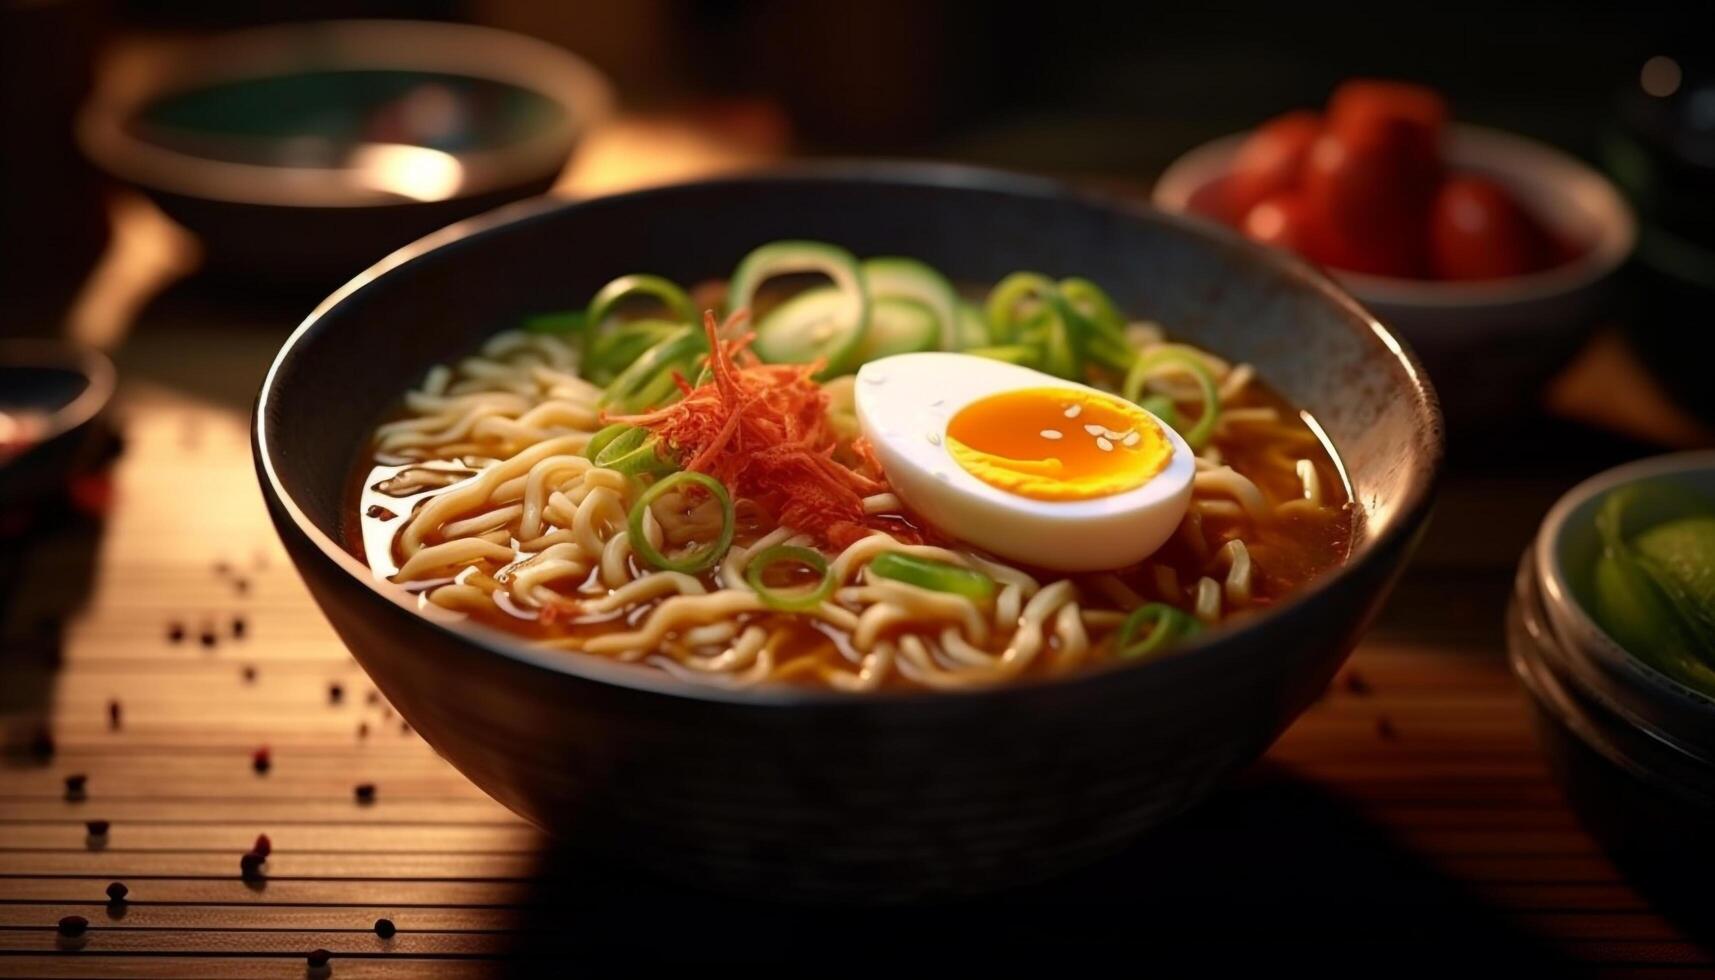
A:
254 160 1444 707
1152 122 1637 309
1533 450 1715 715
76 19 613 209
0 339 116 451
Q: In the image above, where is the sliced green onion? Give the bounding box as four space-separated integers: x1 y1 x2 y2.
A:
731 240 869 376
601 325 707 412
1057 277 1125 337
964 344 1039 366
1138 394 1181 430
984 272 1056 344
1019 306 1078 380
862 256 961 351
586 274 695 332
584 319 682 384
1114 603 1203 659
869 552 996 601
850 296 939 362
524 310 584 335
1123 346 1221 450
584 422 634 462
745 545 837 611
603 436 678 480
955 301 989 350
591 425 647 465
627 471 734 574
589 424 678 479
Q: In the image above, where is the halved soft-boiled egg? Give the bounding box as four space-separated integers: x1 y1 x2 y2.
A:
855 352 1194 571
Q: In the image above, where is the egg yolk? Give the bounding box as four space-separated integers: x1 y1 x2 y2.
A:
944 387 1172 501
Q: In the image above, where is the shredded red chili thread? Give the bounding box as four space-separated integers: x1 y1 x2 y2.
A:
612 311 920 549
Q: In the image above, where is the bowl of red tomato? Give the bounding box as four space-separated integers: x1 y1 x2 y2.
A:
1155 80 1635 423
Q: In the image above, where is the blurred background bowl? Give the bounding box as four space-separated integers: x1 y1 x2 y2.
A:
1154 124 1636 427
1508 453 1715 923
76 19 611 287
255 164 1442 900
0 340 115 509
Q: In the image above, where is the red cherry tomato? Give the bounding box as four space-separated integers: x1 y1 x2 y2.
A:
1302 126 1440 278
1428 175 1553 280
1328 79 1447 157
1241 192 1320 255
1225 110 1322 217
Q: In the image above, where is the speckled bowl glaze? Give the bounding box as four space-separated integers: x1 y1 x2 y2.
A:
255 164 1443 900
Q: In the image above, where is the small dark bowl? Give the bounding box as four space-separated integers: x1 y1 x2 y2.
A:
255 164 1443 900
0 341 115 509
77 20 611 286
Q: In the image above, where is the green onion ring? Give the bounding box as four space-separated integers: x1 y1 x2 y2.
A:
586 274 696 332
1123 346 1221 450
868 552 996 601
584 423 635 462
627 471 734 574
745 545 837 612
1115 603 1203 659
984 272 1057 344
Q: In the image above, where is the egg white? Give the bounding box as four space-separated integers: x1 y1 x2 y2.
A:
854 352 1194 572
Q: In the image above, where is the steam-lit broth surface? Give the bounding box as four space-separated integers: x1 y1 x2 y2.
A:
349 251 1353 691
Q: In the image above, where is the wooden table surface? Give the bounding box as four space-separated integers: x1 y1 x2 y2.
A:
5 177 1715 976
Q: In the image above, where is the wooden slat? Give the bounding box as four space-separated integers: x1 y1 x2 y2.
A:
0 956 503 979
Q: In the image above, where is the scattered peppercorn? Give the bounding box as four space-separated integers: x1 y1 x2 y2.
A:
307 948 332 967
234 577 250 595
1376 716 1399 741
399 720 411 735
105 881 128 902
214 560 231 577
241 665 257 683
166 621 185 644
328 683 344 704
64 774 87 800
30 727 54 759
232 615 246 639
252 833 272 858
252 747 271 775
374 917 397 938
57 915 88 937
106 700 122 730
365 690 381 706
85 820 109 837
199 628 217 649
354 783 376 804
1345 671 1372 695
357 723 369 740
239 851 266 879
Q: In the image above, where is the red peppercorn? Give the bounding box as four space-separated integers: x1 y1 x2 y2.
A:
252 747 271 775
240 851 266 878
252 833 272 857
374 917 397 938
57 915 88 937
354 783 376 804
105 881 128 902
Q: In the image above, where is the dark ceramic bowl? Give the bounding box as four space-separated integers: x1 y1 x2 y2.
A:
255 165 1443 900
77 20 611 286
0 341 115 509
